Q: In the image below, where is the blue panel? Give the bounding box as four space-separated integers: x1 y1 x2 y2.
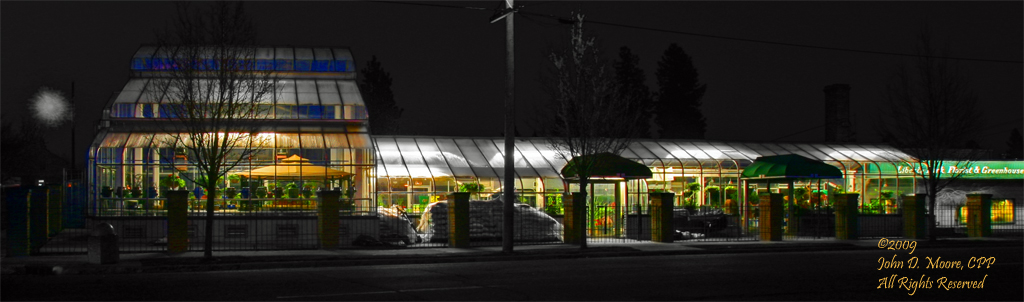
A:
275 59 293 71
159 104 181 118
142 104 154 118
297 105 309 119
313 60 330 72
332 60 346 72
151 58 166 70
202 59 218 70
324 106 335 119
295 60 311 71
131 58 147 70
308 105 323 119
256 59 273 71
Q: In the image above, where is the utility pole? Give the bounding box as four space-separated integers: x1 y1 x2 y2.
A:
489 0 518 254
500 0 516 254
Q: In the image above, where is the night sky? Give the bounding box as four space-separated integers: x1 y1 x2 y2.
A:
2 1 1021 171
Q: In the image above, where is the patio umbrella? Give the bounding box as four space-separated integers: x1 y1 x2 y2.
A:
234 155 351 179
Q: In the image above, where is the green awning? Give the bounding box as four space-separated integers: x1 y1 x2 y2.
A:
740 154 842 180
561 152 653 179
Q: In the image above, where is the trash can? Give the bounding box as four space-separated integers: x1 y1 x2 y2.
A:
88 222 119 264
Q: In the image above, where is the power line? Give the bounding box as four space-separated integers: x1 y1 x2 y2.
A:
367 1 488 11
771 124 825 142
516 11 1022 64
364 0 1019 63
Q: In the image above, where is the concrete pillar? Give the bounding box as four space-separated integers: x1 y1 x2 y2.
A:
650 192 675 243
966 194 993 238
759 193 784 241
30 188 49 254
834 193 859 240
903 194 928 239
165 190 189 253
5 188 31 257
448 192 470 248
318 190 341 249
88 222 119 264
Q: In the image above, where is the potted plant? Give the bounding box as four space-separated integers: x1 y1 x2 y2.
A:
705 185 721 208
160 174 185 190
301 183 314 198
459 182 483 199
255 186 268 198
101 186 113 198
225 187 238 199
228 174 241 184
286 183 299 199
272 184 283 199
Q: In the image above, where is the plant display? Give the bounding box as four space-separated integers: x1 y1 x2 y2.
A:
285 183 299 198
705 185 721 207
724 186 738 214
301 183 314 198
543 194 564 216
684 183 701 203
160 174 186 189
458 182 484 193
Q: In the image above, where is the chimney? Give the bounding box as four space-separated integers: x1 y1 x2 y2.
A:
824 84 854 142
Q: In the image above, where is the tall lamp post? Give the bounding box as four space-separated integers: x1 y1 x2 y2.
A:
490 0 517 253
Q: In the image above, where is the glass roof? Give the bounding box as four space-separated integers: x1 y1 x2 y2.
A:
131 46 354 73
372 136 917 179
93 129 372 149
111 78 363 106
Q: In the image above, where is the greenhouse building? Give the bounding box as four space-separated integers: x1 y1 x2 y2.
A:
81 45 1023 252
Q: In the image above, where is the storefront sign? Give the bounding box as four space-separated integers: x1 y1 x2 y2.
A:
869 161 1024 180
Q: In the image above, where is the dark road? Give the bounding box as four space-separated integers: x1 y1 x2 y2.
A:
3 246 1021 301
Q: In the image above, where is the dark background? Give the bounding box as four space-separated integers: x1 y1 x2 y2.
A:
2 1 1021 171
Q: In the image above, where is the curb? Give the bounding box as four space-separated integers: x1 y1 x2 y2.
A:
4 240 1019 276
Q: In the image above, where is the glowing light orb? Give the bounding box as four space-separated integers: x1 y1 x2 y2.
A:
30 87 72 127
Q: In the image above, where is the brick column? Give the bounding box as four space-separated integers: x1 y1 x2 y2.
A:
834 193 859 240
30 188 49 254
759 193 783 241
47 184 62 238
563 193 584 245
903 194 928 239
448 192 470 248
5 188 30 257
966 194 993 238
650 192 675 243
165 190 189 253
318 190 341 249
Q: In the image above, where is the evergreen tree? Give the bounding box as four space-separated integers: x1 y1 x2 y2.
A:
1007 128 1023 159
614 46 654 138
359 56 404 135
655 43 707 139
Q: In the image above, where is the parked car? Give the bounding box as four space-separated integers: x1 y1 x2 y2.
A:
672 207 729 235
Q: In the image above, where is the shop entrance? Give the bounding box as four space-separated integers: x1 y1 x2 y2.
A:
571 181 625 240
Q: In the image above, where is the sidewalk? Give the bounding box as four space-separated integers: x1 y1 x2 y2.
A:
2 237 1019 276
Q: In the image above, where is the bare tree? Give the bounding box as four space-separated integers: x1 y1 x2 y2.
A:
877 30 982 241
152 2 275 259
546 12 644 248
